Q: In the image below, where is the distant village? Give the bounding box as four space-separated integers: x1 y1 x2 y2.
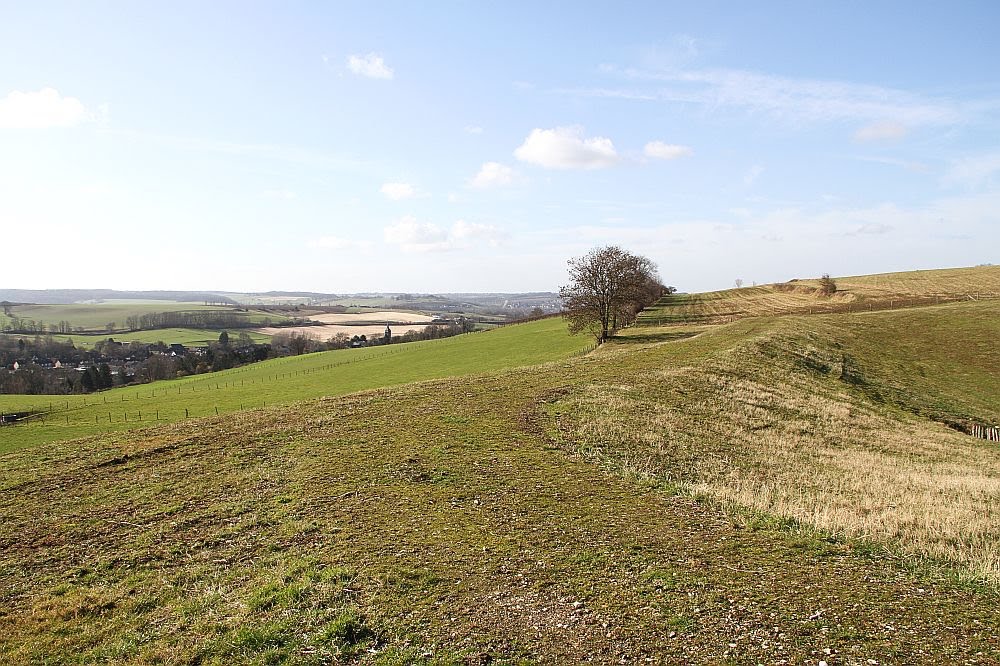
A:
0 318 477 395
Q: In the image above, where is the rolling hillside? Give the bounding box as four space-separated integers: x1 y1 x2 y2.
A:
638 264 1000 325
2 272 999 663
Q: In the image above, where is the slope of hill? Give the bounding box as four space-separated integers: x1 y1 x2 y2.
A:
2 275 999 663
638 264 1000 325
0 317 591 452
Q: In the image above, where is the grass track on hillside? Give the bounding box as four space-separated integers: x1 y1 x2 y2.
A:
0 317 591 451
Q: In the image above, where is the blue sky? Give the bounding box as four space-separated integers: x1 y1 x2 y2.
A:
2 1 998 293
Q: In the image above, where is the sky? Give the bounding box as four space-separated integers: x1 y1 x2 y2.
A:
1 1 999 294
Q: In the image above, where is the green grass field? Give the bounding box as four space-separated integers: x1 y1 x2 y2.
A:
3 274 1000 663
22 327 273 349
0 317 591 451
0 301 290 333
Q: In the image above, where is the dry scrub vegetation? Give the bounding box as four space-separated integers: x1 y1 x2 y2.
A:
638 264 1000 324
555 301 1000 586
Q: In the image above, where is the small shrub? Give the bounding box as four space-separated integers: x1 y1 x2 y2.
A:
818 274 837 296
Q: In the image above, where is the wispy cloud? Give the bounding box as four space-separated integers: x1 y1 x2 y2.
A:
105 129 370 172
380 182 418 200
944 153 1000 188
644 141 693 160
854 121 909 142
564 65 962 127
383 215 504 252
347 53 394 80
514 126 618 170
0 88 95 129
468 162 517 189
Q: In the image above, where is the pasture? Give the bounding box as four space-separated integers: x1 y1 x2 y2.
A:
30 328 272 349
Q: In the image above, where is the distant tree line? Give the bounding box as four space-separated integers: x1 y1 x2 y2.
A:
1 318 83 335
124 311 288 331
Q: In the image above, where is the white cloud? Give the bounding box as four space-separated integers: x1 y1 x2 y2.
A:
514 126 618 170
383 215 504 252
644 141 693 160
380 182 417 200
854 121 908 142
0 87 93 129
847 222 894 236
347 53 394 80
384 215 448 251
468 161 517 189
464 125 484 134
450 219 503 245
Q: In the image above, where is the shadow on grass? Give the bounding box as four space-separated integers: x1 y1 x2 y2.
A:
611 330 703 346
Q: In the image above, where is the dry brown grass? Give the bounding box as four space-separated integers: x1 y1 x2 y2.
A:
558 303 1000 586
639 264 1000 324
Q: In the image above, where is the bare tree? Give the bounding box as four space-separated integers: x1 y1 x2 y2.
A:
559 245 662 343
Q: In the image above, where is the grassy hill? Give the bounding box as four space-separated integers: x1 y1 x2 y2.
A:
638 264 1000 325
0 317 591 452
2 274 1000 663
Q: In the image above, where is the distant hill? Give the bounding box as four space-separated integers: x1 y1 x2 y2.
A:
0 288 560 310
0 289 237 305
